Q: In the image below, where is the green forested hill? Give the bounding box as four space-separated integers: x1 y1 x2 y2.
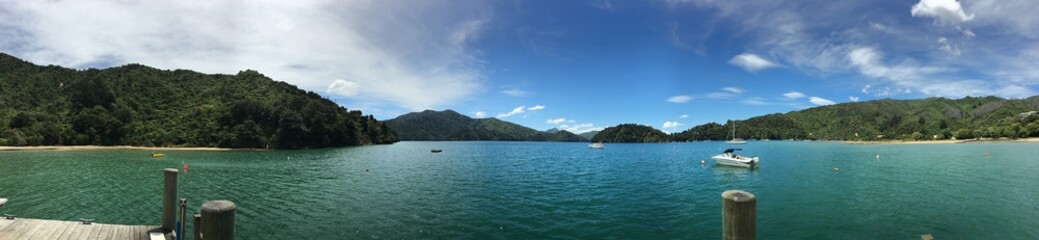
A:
0 53 397 148
591 124 669 143
384 109 586 141
672 96 1039 141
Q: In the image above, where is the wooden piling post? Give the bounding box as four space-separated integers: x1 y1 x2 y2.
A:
201 200 236 240
163 168 179 232
722 190 756 240
193 213 201 240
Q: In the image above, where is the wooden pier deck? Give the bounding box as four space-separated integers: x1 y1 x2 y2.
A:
0 217 163 240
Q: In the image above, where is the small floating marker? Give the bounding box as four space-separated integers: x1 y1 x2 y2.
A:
287 156 291 160
366 169 369 172
833 168 840 172
700 160 706 165
876 154 880 160
921 234 934 240
984 152 990 158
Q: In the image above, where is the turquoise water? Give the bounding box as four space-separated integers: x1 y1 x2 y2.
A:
1 141 1037 239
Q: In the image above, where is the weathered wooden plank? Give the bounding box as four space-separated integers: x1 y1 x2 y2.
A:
22 219 61 239
54 220 80 240
0 219 14 233
96 224 113 240
41 220 74 239
0 218 43 240
78 221 103 240
117 224 133 240
0 219 28 240
35 219 69 239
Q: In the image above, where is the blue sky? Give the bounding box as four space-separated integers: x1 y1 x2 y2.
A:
2 0 1038 133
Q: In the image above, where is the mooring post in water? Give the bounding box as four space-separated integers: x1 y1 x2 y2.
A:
163 168 179 232
722 190 756 240
193 213 201 240
201 200 236 240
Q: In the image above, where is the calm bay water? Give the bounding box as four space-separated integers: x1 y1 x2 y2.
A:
1 141 1038 239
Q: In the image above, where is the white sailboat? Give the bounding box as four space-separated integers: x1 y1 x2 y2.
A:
588 142 604 149
726 120 747 144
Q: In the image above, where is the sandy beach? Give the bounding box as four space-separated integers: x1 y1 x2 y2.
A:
0 145 233 151
844 138 1039 145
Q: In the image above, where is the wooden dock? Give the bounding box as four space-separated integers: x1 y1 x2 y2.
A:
0 217 162 240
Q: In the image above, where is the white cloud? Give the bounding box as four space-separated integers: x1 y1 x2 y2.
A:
782 91 806 99
662 121 684 133
728 53 778 72
567 119 576 123
546 118 566 125
0 1 489 111
849 96 859 102
326 79 360 96
561 123 604 134
937 37 960 56
527 105 545 111
474 111 486 118
502 89 526 97
742 97 769 106
809 96 836 106
705 92 736 99
496 106 525 118
911 0 974 24
679 114 689 118
722 87 744 94
667 95 693 103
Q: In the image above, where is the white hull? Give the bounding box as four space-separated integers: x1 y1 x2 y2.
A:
726 140 747 144
712 154 758 168
588 143 604 149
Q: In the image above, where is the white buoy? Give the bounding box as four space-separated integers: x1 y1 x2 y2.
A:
833 168 840 172
700 160 706 165
876 154 880 160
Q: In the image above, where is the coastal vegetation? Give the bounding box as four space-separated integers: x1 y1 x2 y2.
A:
0 53 397 149
591 124 669 143
384 109 585 141
673 96 1039 141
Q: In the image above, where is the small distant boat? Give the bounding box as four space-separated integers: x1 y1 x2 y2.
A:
0 197 7 207
431 149 443 153
588 142 604 149
150 153 165 158
711 148 758 168
726 120 747 144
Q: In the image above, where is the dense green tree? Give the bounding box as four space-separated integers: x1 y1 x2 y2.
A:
0 53 397 149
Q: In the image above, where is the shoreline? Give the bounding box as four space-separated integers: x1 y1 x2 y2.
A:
0 145 235 151
844 137 1039 145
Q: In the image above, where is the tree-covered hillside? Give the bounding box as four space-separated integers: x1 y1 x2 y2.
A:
384 109 587 141
672 96 1039 141
0 53 398 148
591 124 669 143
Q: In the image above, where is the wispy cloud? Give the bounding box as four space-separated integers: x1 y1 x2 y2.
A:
679 114 689 118
496 106 526 118
559 123 604 134
809 96 835 106
667 95 693 103
0 1 490 111
728 53 778 72
722 87 744 94
502 89 527 97
849 96 859 102
527 105 545 111
474 111 487 118
546 118 566 124
783 91 806 99
742 97 769 106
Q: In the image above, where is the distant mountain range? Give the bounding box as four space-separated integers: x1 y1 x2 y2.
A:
384 110 586 142
388 96 1039 143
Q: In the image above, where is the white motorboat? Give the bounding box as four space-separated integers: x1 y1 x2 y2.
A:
726 120 747 144
588 142 604 149
712 148 759 168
